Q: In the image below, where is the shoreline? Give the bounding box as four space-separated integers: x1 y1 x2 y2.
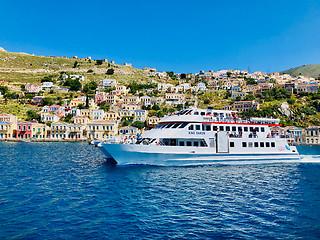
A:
0 139 89 143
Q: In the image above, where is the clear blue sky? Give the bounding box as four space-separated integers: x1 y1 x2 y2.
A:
1 0 320 73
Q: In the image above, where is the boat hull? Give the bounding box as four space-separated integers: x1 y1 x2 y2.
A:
100 143 301 166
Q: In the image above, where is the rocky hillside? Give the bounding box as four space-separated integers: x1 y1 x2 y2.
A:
0 47 155 86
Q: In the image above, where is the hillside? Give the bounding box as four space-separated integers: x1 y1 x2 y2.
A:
0 47 154 85
281 64 320 79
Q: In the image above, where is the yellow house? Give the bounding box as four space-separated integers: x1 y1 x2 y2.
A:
87 121 118 140
104 111 119 121
31 122 48 139
0 121 14 139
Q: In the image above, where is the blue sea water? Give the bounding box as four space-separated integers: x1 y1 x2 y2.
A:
0 142 320 239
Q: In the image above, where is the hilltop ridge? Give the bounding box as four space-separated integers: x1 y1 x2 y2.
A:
281 64 320 79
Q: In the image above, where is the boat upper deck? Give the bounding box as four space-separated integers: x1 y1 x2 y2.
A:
159 109 281 126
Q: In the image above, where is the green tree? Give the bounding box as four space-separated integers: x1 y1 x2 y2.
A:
96 59 103 65
73 61 78 68
0 86 8 95
180 73 187 79
26 110 40 121
41 97 54 106
64 78 82 91
106 69 114 75
83 81 98 94
246 94 255 101
132 121 145 129
77 103 85 109
152 105 160 110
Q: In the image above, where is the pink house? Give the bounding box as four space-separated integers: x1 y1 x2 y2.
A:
16 122 35 139
95 93 106 104
25 84 41 93
42 104 65 117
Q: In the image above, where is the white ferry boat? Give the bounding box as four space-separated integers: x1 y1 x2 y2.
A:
100 109 300 166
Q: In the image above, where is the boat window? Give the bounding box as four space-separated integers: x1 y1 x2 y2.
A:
187 141 192 146
254 142 259 147
201 139 207 147
250 127 254 132
165 123 174 128
248 142 253 147
179 141 185 146
232 126 236 131
194 112 199 115
163 139 169 146
212 126 218 131
242 142 247 147
159 124 166 129
194 141 199 147
170 139 177 146
244 127 248 132
188 125 194 130
260 142 264 147
200 112 205 116
266 142 270 147
219 126 224 131
226 126 230 131
230 142 235 147
186 110 192 115
195 125 200 131
271 142 275 147
202 125 205 131
205 125 211 131
238 127 242 132
255 127 259 132
172 123 180 128
179 123 188 128
261 127 265 132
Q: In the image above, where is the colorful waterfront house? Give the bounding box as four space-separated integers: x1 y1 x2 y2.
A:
87 121 118 140
50 122 69 140
80 109 93 120
147 116 160 128
16 122 35 139
95 93 106 104
41 113 60 122
133 109 147 122
74 116 89 126
92 109 106 121
42 104 65 117
284 126 303 144
104 111 119 121
31 122 48 139
119 126 139 139
0 121 13 139
0 113 17 124
68 124 84 139
305 126 320 144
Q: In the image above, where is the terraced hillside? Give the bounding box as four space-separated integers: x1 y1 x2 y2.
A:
0 47 154 85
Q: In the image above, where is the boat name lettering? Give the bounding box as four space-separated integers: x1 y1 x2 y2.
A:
188 131 205 135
